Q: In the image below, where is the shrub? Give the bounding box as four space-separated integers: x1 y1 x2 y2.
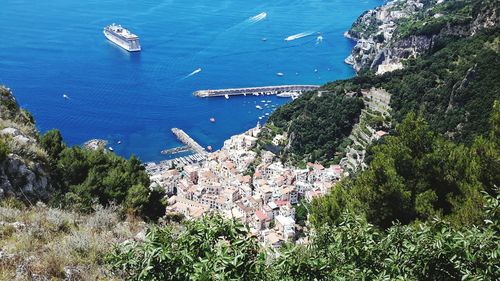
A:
107 214 267 280
0 138 8 162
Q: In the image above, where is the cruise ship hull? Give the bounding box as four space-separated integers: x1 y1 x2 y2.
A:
103 30 141 52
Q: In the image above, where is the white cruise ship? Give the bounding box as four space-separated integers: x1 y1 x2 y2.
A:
103 24 141 52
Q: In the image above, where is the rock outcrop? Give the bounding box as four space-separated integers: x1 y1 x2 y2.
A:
345 0 499 73
0 86 51 201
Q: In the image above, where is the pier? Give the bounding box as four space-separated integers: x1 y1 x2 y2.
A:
193 85 320 98
161 145 190 155
171 128 207 155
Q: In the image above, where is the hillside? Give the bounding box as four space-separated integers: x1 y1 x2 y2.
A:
0 87 52 201
346 0 499 74
261 0 499 166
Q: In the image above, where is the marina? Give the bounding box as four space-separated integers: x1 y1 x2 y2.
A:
145 153 206 173
193 85 320 98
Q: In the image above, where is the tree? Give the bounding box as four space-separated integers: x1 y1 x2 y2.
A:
311 107 500 228
294 199 310 227
125 184 166 221
40 129 66 162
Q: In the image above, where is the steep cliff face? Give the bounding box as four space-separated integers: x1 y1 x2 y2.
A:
0 86 51 201
345 0 499 74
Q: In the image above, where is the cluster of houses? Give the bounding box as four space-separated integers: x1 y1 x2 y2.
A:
148 126 345 248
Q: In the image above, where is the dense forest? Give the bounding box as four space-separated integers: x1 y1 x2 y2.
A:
265 91 363 165
311 107 499 229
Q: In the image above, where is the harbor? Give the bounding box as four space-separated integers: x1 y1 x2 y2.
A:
193 85 320 98
146 128 209 172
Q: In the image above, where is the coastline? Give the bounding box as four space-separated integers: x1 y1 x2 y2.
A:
143 0 405 246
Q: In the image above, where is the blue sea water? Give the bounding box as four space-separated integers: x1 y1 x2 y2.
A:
0 0 382 162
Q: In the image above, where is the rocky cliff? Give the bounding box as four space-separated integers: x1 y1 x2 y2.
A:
0 86 51 201
345 0 499 74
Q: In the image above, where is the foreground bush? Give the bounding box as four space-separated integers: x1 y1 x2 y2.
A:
107 214 266 280
108 193 499 280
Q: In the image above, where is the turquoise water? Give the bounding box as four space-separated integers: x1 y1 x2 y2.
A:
0 0 382 162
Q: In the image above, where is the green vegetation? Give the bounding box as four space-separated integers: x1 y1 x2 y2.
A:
266 26 499 165
331 28 500 144
349 11 382 38
38 130 165 220
395 0 492 39
266 91 363 164
108 214 266 280
0 138 8 162
311 107 499 229
0 201 142 280
294 199 310 227
1 0 498 279
273 199 499 280
108 192 499 280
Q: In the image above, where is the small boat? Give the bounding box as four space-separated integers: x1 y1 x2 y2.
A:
210 117 216 123
277 92 295 98
314 69 318 73
258 116 263 120
63 94 69 99
256 105 263 110
276 72 284 77
108 147 114 152
224 94 229 99
261 100 266 103
262 37 267 42
265 113 270 116
117 140 122 144
207 146 213 151
267 100 271 103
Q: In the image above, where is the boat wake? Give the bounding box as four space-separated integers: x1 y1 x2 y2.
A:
284 31 315 41
248 12 267 23
184 68 202 79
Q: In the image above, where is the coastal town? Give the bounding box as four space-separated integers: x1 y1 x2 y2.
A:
145 123 346 248
144 85 392 248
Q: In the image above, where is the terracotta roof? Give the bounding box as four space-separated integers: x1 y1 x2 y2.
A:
274 200 289 207
255 210 268 221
